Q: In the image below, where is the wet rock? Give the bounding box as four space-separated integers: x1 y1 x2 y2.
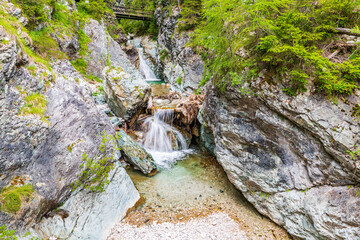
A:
117 130 157 175
200 83 360 239
82 19 151 125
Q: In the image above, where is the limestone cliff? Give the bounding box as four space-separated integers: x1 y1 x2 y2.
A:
154 5 203 92
199 79 360 239
0 1 140 238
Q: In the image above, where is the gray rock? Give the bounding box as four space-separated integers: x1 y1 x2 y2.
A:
0 24 139 236
117 130 157 175
155 6 204 92
83 19 151 125
200 83 360 239
103 66 151 125
25 166 140 240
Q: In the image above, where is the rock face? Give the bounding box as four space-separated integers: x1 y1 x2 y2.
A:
0 21 139 238
103 66 151 126
199 81 360 239
117 130 157 175
83 19 151 124
27 166 139 240
154 6 204 92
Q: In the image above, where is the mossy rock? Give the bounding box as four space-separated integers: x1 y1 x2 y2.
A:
0 184 34 214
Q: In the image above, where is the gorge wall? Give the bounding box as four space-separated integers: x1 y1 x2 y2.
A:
154 4 203 92
0 1 144 238
154 3 360 239
199 81 360 239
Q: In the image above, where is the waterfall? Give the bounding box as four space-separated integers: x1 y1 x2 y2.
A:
138 48 158 81
142 109 190 168
143 109 187 152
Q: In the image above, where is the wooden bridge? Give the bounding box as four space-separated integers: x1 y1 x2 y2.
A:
111 5 154 21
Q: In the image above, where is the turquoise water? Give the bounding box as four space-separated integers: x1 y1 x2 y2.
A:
124 149 291 239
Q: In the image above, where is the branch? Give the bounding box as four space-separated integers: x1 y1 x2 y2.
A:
334 28 360 37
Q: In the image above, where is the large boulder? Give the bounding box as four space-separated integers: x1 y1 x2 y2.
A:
83 19 151 124
117 130 157 175
103 66 151 126
199 81 360 239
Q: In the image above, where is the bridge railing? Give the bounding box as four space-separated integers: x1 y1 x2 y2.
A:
111 5 154 19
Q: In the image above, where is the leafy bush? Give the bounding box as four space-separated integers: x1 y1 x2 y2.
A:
177 0 201 32
192 0 360 95
0 185 34 214
0 225 41 240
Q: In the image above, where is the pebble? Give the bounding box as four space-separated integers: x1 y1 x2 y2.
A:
107 213 247 240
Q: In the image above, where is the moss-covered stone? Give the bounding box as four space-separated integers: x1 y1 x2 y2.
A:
0 184 34 214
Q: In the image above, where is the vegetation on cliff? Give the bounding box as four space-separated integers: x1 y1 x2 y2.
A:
0 184 34 214
192 0 360 96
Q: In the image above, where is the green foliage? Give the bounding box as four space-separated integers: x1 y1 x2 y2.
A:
0 185 34 214
29 28 66 60
176 75 182 85
71 58 88 76
77 0 116 21
12 0 55 29
347 148 360 160
192 0 360 95
0 225 41 240
120 0 158 37
0 9 51 69
19 93 48 122
72 132 120 193
159 49 169 61
177 0 201 32
0 225 17 240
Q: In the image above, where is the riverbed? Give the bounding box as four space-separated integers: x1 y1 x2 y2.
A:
108 149 291 239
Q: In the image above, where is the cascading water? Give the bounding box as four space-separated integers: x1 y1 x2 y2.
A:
142 109 191 168
138 48 159 81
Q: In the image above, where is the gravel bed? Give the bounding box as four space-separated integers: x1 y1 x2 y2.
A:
107 212 247 240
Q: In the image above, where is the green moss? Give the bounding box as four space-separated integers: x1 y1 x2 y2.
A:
176 76 182 85
0 184 34 214
29 28 67 60
19 93 48 123
71 58 88 75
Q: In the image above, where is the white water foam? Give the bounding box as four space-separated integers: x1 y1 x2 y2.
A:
142 109 190 168
138 48 158 80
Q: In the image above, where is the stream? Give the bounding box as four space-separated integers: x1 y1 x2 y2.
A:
109 149 290 239
107 48 291 239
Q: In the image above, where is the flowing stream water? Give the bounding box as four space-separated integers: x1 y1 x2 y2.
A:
142 109 191 169
108 90 291 239
138 48 158 81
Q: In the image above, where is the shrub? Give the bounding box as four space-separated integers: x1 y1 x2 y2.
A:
72 132 120 193
192 0 360 95
12 0 55 28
